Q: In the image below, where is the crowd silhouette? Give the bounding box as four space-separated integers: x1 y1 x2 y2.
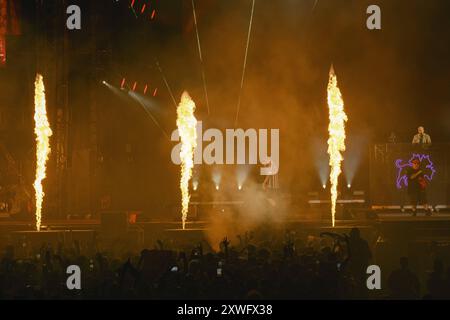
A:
0 228 449 299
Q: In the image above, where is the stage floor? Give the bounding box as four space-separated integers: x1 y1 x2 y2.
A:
1 211 450 248
1 212 450 230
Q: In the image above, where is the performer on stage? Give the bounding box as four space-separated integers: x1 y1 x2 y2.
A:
412 126 431 145
262 159 279 191
262 159 279 208
407 158 432 216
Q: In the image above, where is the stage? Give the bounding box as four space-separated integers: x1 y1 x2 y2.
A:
2 212 450 251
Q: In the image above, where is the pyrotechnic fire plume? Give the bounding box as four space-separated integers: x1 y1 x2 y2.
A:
176 92 197 229
33 74 53 231
327 65 347 227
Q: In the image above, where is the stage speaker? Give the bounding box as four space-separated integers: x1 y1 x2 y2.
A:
101 211 129 236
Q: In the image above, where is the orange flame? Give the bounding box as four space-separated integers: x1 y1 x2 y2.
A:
33 74 53 231
176 92 197 229
327 66 347 227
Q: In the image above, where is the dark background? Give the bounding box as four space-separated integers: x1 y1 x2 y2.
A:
0 0 449 217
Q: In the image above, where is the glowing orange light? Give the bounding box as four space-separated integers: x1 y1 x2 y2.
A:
176 92 197 229
33 74 53 231
327 65 347 227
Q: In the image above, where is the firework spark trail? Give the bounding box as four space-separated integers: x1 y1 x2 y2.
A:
191 0 210 115
155 59 178 108
129 92 171 140
130 4 138 18
327 65 347 227
33 74 53 231
234 0 256 127
176 92 197 229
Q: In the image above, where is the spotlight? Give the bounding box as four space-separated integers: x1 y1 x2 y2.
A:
102 80 107 85
347 184 351 189
236 165 250 191
212 169 222 191
322 184 326 189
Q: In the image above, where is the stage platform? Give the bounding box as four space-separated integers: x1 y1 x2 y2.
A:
0 212 450 248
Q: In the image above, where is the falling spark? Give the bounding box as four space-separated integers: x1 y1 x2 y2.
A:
33 74 53 231
176 92 197 229
235 0 256 126
327 65 347 227
130 0 138 18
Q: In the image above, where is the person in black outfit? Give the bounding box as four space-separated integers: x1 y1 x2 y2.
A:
346 228 372 297
407 158 432 216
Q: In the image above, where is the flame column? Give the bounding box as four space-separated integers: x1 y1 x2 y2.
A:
327 66 347 227
34 74 53 231
176 92 197 229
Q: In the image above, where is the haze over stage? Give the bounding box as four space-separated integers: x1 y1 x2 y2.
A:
0 0 450 301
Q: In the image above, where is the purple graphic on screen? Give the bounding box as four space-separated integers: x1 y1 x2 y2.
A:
395 153 436 189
